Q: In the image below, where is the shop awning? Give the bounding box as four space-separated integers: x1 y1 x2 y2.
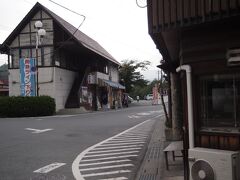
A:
101 79 125 89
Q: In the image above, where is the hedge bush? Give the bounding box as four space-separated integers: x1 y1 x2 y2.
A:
0 96 56 117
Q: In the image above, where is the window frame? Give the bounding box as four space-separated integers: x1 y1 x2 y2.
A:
197 73 240 133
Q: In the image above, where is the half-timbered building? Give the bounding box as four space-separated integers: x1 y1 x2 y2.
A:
0 2 125 111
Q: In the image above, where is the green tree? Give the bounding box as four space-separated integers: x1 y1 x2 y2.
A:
0 64 8 81
119 60 150 95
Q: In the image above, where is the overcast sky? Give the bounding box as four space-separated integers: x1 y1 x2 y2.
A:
0 0 162 81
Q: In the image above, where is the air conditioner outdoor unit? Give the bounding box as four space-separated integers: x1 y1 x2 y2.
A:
189 148 240 180
227 48 240 66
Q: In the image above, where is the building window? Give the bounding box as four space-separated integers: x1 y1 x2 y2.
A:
200 74 240 129
104 65 109 74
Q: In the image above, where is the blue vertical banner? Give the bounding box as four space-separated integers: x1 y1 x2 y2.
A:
20 58 36 96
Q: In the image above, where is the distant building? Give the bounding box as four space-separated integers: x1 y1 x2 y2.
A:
0 64 8 96
0 2 125 111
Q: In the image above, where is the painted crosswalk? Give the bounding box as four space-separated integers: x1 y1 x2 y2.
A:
72 117 160 180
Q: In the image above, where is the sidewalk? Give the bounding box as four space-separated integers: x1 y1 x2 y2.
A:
136 116 184 180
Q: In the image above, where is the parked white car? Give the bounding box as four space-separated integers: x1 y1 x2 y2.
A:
146 94 153 100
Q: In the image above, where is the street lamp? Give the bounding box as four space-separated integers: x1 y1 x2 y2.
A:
34 21 46 96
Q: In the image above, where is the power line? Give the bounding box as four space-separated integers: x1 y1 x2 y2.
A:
49 0 86 27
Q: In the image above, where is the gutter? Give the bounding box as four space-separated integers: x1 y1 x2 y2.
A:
176 65 194 149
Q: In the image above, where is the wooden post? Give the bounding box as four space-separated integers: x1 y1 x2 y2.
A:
171 72 182 140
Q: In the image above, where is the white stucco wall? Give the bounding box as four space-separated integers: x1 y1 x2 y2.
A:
39 67 54 97
54 67 76 111
9 69 21 96
9 67 76 111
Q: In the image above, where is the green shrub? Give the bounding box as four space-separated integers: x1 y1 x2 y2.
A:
0 96 55 117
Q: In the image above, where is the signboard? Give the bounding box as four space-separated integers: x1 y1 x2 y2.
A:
152 84 160 105
20 58 36 96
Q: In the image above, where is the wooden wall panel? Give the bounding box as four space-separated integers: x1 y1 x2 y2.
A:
199 135 240 151
183 0 190 19
164 0 171 24
148 0 240 32
170 0 177 23
152 0 158 27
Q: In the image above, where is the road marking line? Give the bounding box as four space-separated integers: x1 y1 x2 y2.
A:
128 115 140 118
93 144 144 150
118 135 148 138
88 147 141 154
79 159 131 167
25 128 53 134
80 164 134 172
113 137 147 141
81 155 138 162
33 162 66 173
85 151 139 158
72 117 158 180
36 118 43 121
124 131 151 134
82 170 131 177
99 141 145 147
99 177 128 180
107 139 146 143
137 112 151 116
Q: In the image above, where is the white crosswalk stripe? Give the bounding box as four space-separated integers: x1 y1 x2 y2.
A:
72 117 160 180
93 144 144 150
88 147 142 154
84 151 139 158
82 170 131 178
79 159 131 167
79 164 134 172
80 155 138 162
98 177 128 180
99 141 146 147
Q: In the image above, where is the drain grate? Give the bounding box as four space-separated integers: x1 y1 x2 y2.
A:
147 146 161 159
139 174 156 180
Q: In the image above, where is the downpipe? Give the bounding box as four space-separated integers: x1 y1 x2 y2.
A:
176 65 194 149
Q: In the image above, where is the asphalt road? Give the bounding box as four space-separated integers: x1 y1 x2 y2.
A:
0 101 164 180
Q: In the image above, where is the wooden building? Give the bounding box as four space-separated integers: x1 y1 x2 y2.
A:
147 0 240 179
0 2 125 111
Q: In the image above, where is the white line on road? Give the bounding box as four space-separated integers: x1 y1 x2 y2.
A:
80 155 138 162
93 144 144 150
113 137 147 140
72 116 160 180
79 159 131 167
107 139 146 143
99 177 128 180
33 162 66 173
88 147 141 154
80 164 134 172
36 118 43 121
25 128 53 134
117 135 148 138
99 141 145 147
84 151 139 158
82 170 131 178
137 112 151 116
128 115 140 119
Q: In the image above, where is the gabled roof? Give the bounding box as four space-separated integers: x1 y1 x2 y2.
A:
1 2 120 66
